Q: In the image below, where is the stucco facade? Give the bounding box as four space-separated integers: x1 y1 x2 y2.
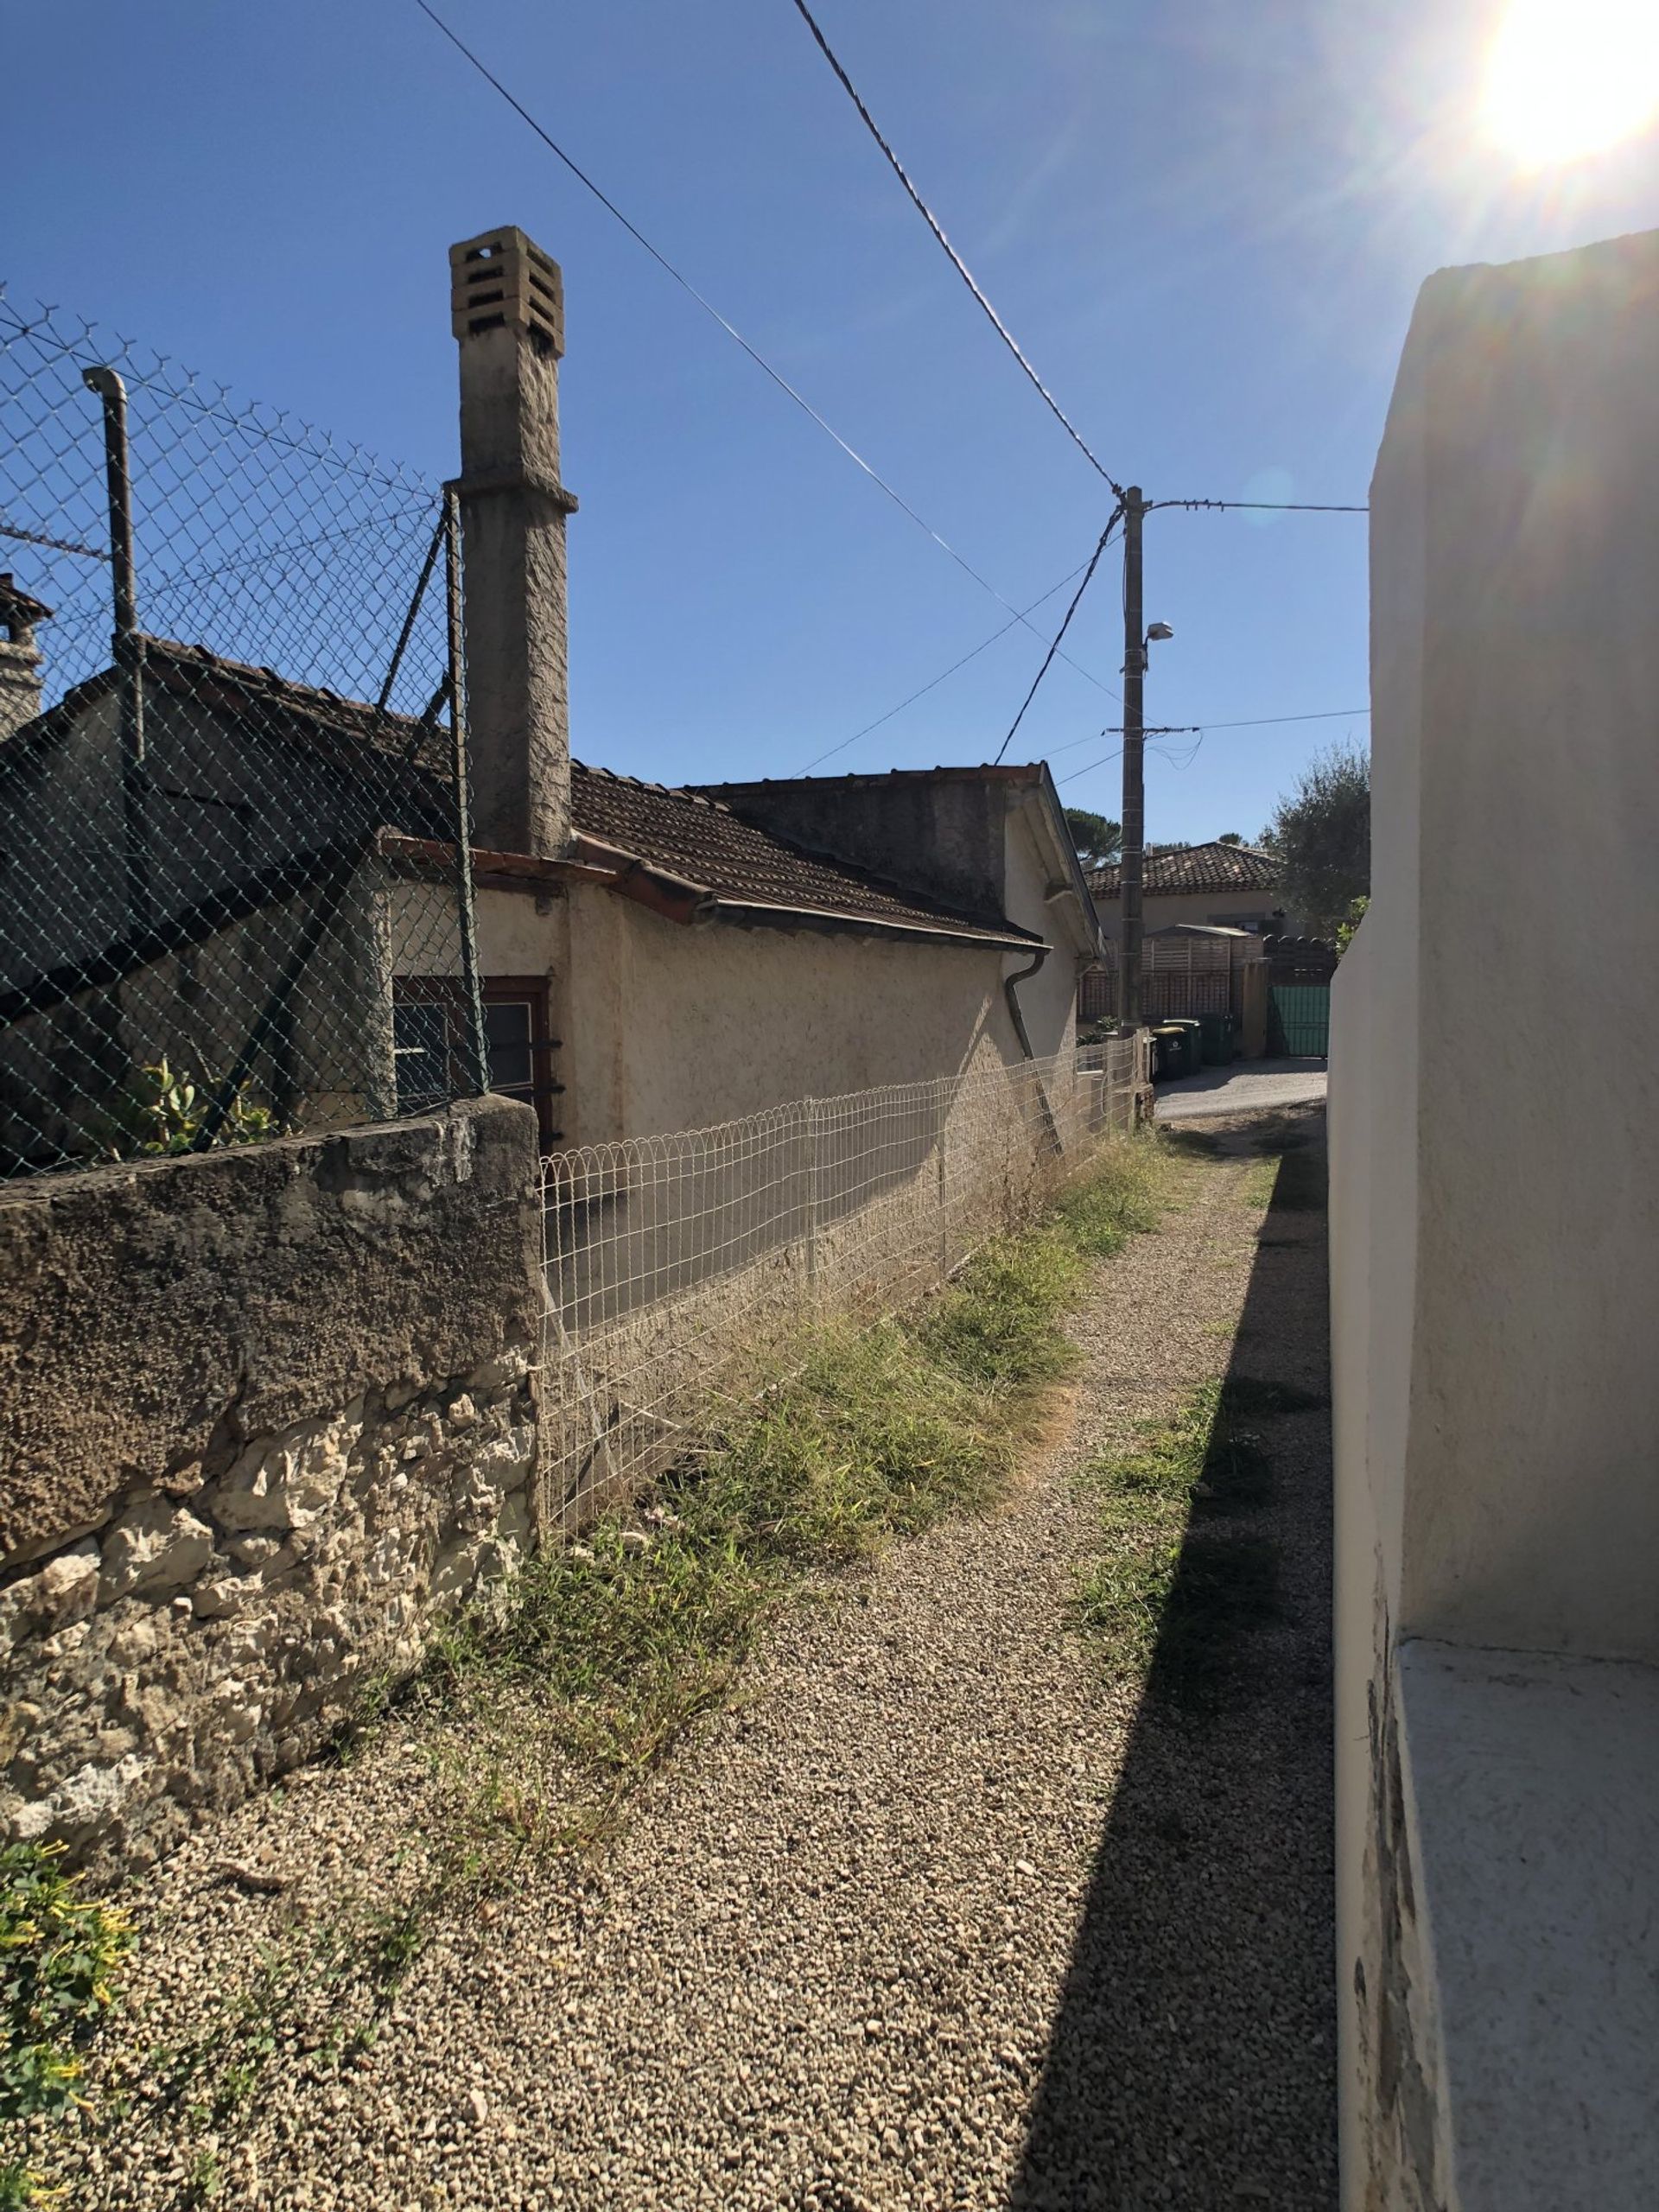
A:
670 764 1093 1145
473 866 1058 1147
1332 229 1659 2211
556 882 1015 1141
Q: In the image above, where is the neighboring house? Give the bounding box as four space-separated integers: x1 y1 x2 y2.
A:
0 226 1094 1170
0 635 1055 1164
1086 840 1285 938
690 765 1101 1074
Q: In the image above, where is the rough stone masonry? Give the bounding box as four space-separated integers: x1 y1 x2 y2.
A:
0 1095 543 1868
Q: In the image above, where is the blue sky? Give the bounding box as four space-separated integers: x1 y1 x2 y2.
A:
8 0 1658 841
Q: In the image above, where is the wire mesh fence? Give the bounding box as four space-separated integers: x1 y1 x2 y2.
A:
540 1038 1143 1526
0 299 485 1176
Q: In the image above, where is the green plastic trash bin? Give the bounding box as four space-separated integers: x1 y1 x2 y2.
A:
1151 1025 1185 1080
1168 1018 1204 1077
1198 1013 1236 1065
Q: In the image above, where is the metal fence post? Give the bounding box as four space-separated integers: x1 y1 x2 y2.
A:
81 365 149 944
442 488 490 1098
804 1100 819 1306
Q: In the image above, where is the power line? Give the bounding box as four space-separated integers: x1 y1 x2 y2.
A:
1154 499 1370 515
993 509 1122 766
785 0 1124 499
413 0 1117 698
1187 704 1370 730
1058 704 1370 784
1104 706 1371 736
798 555 1092 772
1050 702 1370 760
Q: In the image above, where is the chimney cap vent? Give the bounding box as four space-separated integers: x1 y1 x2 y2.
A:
449 226 564 354
0 574 53 641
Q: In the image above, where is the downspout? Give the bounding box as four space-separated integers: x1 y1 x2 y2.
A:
1002 944 1048 1062
1004 945 1064 1154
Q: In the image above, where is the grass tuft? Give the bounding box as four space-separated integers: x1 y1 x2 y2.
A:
1075 1375 1280 1708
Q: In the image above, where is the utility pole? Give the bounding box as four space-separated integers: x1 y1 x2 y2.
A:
1118 486 1147 1032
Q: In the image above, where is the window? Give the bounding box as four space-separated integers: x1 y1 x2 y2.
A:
481 981 563 1149
392 994 456 1117
391 976 563 1148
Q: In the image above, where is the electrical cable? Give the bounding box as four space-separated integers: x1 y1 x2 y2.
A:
992 508 1122 766
798 554 1094 772
1172 705 1370 732
1049 702 1370 764
1153 499 1369 514
1059 703 1370 785
412 0 1118 697
785 0 1125 499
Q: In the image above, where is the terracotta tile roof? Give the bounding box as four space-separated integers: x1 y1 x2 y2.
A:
1088 842 1280 899
0 638 454 781
571 763 1039 945
10 639 1039 950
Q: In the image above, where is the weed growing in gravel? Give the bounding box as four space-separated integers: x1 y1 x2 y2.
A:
423 1135 1179 1840
429 1309 1017 1814
915 1229 1084 1394
0 1841 133 2206
1076 1376 1280 1707
1242 1153 1281 1209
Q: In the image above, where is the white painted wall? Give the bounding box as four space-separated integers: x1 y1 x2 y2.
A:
1332 228 1659 2211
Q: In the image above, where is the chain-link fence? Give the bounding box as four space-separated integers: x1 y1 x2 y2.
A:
540 1039 1142 1526
0 299 485 1176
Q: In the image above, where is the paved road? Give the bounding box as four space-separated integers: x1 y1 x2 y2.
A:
1154 1057 1328 1121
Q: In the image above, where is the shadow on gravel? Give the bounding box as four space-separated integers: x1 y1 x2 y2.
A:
1008 1109 1338 2212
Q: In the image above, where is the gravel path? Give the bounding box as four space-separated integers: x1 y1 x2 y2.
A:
74 1122 1336 2211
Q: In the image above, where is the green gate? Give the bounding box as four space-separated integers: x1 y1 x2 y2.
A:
1268 984 1330 1058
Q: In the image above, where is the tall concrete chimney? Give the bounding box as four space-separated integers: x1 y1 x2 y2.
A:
450 226 576 857
0 575 51 744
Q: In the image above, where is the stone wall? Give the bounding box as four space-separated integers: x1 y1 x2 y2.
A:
0 1095 543 1867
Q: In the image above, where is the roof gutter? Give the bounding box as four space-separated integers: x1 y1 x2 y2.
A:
713 898 1041 953
378 830 717 926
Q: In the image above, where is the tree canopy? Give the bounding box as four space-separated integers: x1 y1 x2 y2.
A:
1259 743 1370 938
1064 807 1122 872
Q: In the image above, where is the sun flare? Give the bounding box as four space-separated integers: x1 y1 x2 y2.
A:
1482 0 1659 165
